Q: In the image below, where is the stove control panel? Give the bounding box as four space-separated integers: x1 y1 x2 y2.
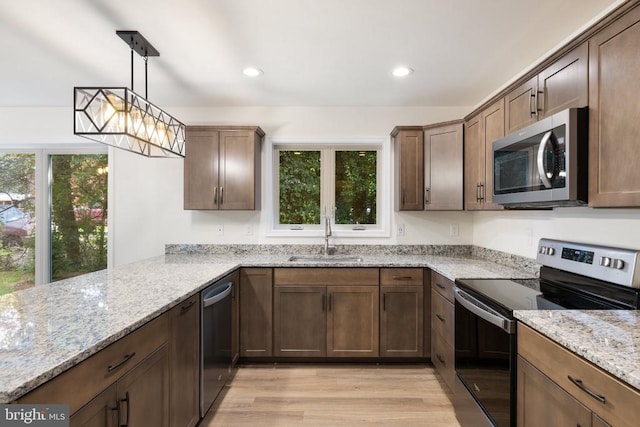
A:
537 238 640 288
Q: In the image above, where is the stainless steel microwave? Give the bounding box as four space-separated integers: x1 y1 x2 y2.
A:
492 108 588 208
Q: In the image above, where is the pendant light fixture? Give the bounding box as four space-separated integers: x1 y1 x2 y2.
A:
74 31 186 158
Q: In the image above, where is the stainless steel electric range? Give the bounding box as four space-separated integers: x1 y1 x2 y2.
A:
453 238 640 427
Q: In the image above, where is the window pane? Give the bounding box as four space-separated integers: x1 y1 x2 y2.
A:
0 154 35 295
335 151 377 225
50 154 108 282
279 150 321 225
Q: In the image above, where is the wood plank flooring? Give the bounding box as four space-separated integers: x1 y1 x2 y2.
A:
201 364 461 426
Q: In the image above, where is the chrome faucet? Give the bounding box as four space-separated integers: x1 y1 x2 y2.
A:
323 214 333 256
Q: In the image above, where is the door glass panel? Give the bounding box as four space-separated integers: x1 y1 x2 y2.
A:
50 154 108 282
0 154 36 295
335 150 377 225
278 150 321 225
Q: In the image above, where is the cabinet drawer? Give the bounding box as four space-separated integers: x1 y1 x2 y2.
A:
518 323 640 427
380 268 423 286
20 314 169 415
432 329 455 392
431 271 454 303
431 288 454 342
274 268 379 286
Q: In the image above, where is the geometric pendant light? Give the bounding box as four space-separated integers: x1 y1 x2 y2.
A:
74 31 186 158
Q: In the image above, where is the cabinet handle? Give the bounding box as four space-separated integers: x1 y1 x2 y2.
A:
436 353 446 365
476 183 481 203
180 300 196 311
530 91 537 117
425 187 430 205
479 183 485 202
213 186 218 204
436 313 445 322
383 293 386 311
107 352 136 373
392 276 413 281
220 187 224 205
401 190 405 207
435 282 446 290
567 376 606 404
536 90 543 115
120 392 130 427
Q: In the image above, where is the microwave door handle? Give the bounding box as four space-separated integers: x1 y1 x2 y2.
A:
453 286 515 334
536 131 554 189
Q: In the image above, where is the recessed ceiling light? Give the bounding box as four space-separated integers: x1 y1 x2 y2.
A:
392 66 414 78
242 67 263 77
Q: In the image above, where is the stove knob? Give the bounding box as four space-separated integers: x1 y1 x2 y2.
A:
538 246 546 254
599 256 612 267
613 259 625 270
547 247 556 256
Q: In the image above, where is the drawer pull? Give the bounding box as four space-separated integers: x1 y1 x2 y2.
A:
436 353 446 365
435 282 446 290
436 314 445 322
180 300 196 311
568 375 606 404
391 276 413 281
107 352 136 373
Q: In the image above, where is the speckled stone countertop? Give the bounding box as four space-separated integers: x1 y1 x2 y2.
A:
0 247 535 403
514 310 640 391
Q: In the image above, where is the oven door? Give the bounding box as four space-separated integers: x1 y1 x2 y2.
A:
453 286 516 427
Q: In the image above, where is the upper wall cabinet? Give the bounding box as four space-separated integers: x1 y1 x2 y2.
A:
392 126 424 211
423 121 464 210
184 126 264 210
589 5 640 207
505 42 588 134
392 122 464 211
464 99 504 211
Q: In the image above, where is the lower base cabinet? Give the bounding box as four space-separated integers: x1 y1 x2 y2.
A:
274 286 326 357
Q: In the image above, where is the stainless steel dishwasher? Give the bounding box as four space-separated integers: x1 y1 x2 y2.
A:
200 272 235 418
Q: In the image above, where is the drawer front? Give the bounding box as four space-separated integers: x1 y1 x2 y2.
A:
431 271 454 303
518 323 640 427
20 313 169 415
431 288 454 343
380 268 423 286
432 329 455 392
274 268 379 286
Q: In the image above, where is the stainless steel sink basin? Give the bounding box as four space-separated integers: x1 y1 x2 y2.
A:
288 255 364 263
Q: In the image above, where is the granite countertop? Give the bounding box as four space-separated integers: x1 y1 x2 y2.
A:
0 249 534 403
514 310 640 391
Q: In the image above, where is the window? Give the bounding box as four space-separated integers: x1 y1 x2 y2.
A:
273 141 388 237
0 149 108 295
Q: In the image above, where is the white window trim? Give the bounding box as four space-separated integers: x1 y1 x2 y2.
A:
265 137 390 238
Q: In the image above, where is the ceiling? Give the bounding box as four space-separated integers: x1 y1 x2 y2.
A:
0 0 620 108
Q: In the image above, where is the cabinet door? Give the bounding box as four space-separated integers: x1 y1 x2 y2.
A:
481 99 505 210
184 128 219 210
218 131 259 210
274 286 326 357
117 345 170 427
517 356 592 427
393 127 424 210
239 268 273 357
380 285 423 357
464 114 483 211
70 384 117 427
424 122 463 211
327 286 379 357
589 6 640 207
505 76 538 134
539 42 588 118
169 295 199 427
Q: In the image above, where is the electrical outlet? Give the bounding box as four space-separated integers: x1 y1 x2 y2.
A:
450 223 459 237
397 223 405 237
215 225 224 236
246 225 253 236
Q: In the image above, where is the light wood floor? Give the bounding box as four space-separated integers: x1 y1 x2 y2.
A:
201 364 461 426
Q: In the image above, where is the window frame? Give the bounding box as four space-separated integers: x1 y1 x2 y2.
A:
267 137 390 238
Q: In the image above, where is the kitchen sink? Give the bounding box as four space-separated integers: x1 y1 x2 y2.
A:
288 255 364 263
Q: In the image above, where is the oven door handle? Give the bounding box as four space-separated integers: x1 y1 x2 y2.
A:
453 286 515 334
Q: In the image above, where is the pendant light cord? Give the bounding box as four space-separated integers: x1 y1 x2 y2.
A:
144 55 149 99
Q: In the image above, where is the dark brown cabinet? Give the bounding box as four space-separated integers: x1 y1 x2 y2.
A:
423 121 464 211
588 5 640 207
184 126 264 210
169 295 199 427
70 385 117 427
392 126 424 211
463 99 504 211
505 42 588 134
380 268 424 357
239 268 273 358
430 272 455 391
273 268 379 358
